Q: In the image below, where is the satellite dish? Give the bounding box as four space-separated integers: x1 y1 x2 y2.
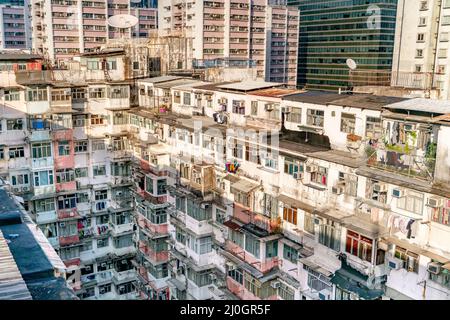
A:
346 58 357 70
108 14 138 29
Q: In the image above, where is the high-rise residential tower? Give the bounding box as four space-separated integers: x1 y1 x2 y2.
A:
158 0 299 86
0 0 31 50
287 0 399 91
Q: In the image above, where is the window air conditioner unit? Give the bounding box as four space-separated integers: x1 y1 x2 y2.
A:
200 203 210 209
281 106 291 114
270 281 280 289
293 172 303 180
264 103 274 111
392 188 405 198
332 185 345 195
427 262 442 275
318 289 331 300
59 222 66 227
13 187 20 193
387 256 404 270
116 191 123 197
305 164 318 173
226 262 235 270
209 273 217 281
372 183 388 193
22 186 29 192
427 197 444 208
195 94 202 100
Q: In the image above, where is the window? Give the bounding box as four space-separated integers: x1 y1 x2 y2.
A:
443 15 450 25
26 88 48 101
11 173 29 186
304 212 315 235
429 263 450 288
0 147 3 159
216 208 226 224
76 192 89 203
99 284 112 295
57 194 76 209
186 199 212 221
419 17 427 26
7 119 23 130
340 113 356 134
251 101 258 115
183 92 191 105
245 233 260 258
176 226 186 244
35 198 55 213
74 140 88 153
93 165 106 176
397 190 424 215
284 157 303 176
75 167 88 178
394 246 419 273
58 141 70 156
89 87 105 99
92 140 106 151
228 268 243 284
283 207 297 225
283 244 298 263
286 107 301 123
149 208 167 225
148 263 168 279
51 89 71 101
232 100 245 115
8 146 24 159
145 176 154 194
108 86 129 99
72 88 86 100
279 283 295 300
33 170 54 186
95 189 107 201
439 49 448 58
417 33 425 42
345 230 373 263
416 49 423 58
90 114 106 125
415 65 423 73
365 117 382 139
304 264 332 292
441 32 449 42
311 166 328 186
431 200 450 226
319 220 341 252
339 172 358 197
307 109 324 127
4 90 20 101
97 238 109 248
56 169 75 183
157 179 166 195
266 240 278 258
198 236 212 254
87 59 99 70
229 229 244 248
73 115 86 127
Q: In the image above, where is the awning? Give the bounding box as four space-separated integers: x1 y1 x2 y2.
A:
277 194 315 213
280 237 303 251
299 257 333 277
223 174 240 183
167 278 186 291
384 236 450 264
223 219 242 231
231 179 260 194
331 262 384 300
315 208 352 223
342 215 385 239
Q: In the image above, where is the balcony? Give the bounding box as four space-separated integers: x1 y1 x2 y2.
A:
109 222 134 236
55 180 77 193
59 235 80 247
138 241 169 263
112 269 137 285
233 204 281 234
185 214 213 235
36 210 57 224
31 157 53 169
63 257 81 268
57 207 80 220
33 184 56 197
137 215 169 239
225 240 280 273
29 130 51 142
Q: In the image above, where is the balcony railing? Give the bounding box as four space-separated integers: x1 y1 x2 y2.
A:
225 240 280 273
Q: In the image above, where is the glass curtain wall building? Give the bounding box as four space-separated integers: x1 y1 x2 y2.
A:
287 0 399 91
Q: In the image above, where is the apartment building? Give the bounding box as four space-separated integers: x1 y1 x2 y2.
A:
129 78 450 300
0 2 31 50
158 0 299 86
30 0 158 66
2 48 450 300
287 0 399 91
0 50 142 300
390 0 450 100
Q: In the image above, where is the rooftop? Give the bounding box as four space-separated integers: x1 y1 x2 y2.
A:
249 88 303 98
138 76 185 84
0 51 42 61
384 98 450 115
0 188 77 300
216 80 284 92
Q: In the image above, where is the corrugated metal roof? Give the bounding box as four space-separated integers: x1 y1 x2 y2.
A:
138 76 184 84
216 81 284 92
0 230 32 300
154 79 199 89
385 98 450 114
249 88 302 98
